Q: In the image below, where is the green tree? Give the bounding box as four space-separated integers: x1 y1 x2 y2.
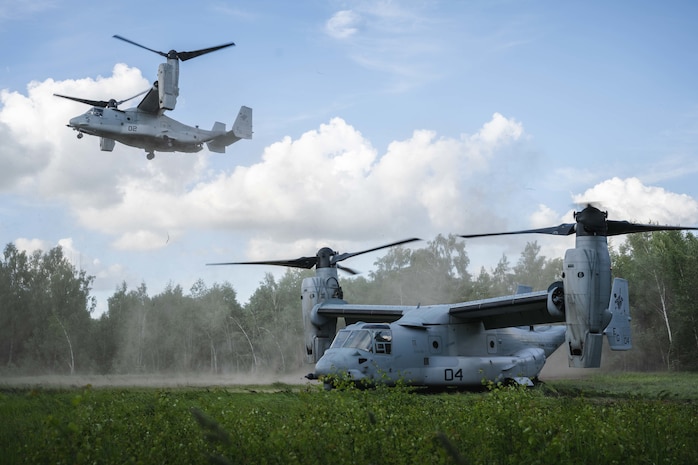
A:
471 266 495 300
511 241 562 291
34 247 96 373
109 282 151 372
366 243 414 304
0 244 34 369
0 244 95 374
191 280 244 373
148 283 192 371
244 269 308 372
365 234 471 305
612 231 698 370
490 253 513 296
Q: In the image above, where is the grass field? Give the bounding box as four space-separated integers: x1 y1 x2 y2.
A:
1 372 697 464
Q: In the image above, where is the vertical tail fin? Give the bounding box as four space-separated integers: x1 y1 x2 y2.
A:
206 106 253 153
232 106 252 139
605 278 632 350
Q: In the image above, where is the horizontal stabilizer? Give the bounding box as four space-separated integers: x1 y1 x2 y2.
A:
605 278 632 350
206 106 252 153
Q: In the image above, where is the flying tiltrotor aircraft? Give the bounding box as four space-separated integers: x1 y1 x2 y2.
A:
209 205 697 388
55 35 252 160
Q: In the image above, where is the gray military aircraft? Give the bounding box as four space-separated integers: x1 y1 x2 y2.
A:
209 205 697 388
55 36 251 160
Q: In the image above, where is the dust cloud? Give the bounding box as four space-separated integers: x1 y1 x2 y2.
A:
1 352 602 389
0 370 316 389
538 346 601 381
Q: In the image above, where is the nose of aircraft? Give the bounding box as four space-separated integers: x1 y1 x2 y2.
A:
313 351 339 376
313 349 367 379
69 115 88 128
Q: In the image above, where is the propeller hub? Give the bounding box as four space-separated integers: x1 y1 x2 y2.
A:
316 247 336 269
574 205 608 236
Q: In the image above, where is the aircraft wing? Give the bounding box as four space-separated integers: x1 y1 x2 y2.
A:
315 287 564 329
136 84 162 115
449 290 563 329
317 303 406 325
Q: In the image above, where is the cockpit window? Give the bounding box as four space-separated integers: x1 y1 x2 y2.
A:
90 108 103 117
330 328 392 354
330 330 350 349
343 330 373 352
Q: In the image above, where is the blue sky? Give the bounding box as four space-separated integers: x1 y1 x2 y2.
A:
2 0 698 316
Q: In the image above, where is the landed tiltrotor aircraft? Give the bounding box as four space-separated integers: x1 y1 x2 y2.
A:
210 205 697 388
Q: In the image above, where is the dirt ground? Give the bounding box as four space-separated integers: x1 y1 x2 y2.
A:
0 347 594 388
0 370 316 388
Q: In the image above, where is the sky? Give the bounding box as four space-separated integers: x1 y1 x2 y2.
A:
1 0 698 317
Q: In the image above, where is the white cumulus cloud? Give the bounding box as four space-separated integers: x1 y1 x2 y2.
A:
573 177 698 226
68 112 526 251
326 10 360 39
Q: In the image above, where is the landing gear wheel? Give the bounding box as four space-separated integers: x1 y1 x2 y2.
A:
77 133 83 139
146 152 155 160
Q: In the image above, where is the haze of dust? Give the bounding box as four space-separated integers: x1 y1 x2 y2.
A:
0 370 317 389
1 350 599 388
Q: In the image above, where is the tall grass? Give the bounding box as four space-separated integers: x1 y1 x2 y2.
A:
1 375 696 464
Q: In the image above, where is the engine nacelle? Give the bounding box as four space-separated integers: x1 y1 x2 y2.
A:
562 237 613 368
157 62 179 111
300 271 342 363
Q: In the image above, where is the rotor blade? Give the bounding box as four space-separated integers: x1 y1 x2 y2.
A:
460 224 576 239
114 35 235 61
332 238 421 264
115 89 150 106
207 256 318 270
606 221 698 236
208 238 420 271
113 35 168 58
53 93 111 108
54 90 150 109
177 42 236 61
337 264 360 275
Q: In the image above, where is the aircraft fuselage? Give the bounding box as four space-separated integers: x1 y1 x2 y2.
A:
68 107 219 153
313 319 565 387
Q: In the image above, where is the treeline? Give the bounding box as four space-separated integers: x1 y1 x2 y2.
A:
1 233 697 375
612 230 698 370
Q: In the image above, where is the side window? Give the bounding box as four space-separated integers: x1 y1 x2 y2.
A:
374 331 392 355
